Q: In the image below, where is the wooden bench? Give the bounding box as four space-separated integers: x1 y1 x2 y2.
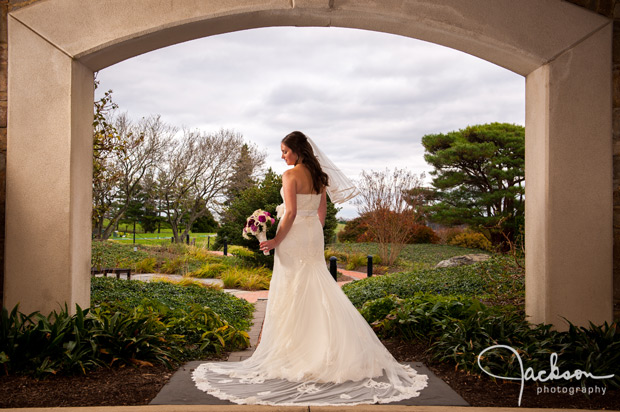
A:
91 267 132 280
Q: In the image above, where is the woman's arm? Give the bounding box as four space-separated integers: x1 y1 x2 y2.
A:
318 189 327 227
260 171 297 252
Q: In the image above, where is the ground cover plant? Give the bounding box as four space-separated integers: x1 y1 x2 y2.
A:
342 254 523 309
91 277 253 330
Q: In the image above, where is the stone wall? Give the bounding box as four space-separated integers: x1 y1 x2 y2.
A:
0 0 619 320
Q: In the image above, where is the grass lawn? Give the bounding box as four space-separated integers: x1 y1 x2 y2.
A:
110 229 216 247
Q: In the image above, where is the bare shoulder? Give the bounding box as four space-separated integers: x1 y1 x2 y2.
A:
282 169 295 180
281 169 298 187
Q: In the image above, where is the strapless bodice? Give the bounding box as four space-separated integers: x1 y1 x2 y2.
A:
276 188 320 218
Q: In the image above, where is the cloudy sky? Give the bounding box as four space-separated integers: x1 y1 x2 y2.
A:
95 26 525 219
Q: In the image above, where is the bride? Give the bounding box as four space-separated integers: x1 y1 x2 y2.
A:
192 131 428 405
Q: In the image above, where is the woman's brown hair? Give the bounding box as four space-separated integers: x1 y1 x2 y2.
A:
282 131 329 194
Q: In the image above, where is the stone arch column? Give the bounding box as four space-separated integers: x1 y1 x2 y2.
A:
5 0 613 329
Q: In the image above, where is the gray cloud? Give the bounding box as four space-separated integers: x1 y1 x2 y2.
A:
97 26 524 218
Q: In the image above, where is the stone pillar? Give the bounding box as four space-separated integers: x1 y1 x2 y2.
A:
525 24 613 328
612 16 620 323
0 1 8 309
4 16 93 315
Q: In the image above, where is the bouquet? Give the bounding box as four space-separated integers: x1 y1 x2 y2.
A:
242 209 275 255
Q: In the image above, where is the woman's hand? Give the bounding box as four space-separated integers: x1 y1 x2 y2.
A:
260 238 278 253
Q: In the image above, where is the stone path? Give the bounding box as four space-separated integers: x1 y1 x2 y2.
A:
226 298 266 361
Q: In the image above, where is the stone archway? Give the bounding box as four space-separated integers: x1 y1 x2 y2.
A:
4 0 613 329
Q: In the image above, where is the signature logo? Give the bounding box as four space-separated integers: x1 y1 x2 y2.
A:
477 345 615 406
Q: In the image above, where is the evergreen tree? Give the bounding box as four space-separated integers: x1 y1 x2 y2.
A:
422 122 525 245
225 143 266 203
191 211 218 233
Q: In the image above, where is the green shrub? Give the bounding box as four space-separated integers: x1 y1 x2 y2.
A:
359 295 400 324
324 248 349 262
89 306 174 367
448 231 493 251
0 305 100 376
150 303 249 355
191 263 227 278
366 293 493 341
227 246 274 270
0 304 179 376
0 300 252 378
345 253 367 270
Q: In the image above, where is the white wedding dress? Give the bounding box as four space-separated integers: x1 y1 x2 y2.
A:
192 191 428 405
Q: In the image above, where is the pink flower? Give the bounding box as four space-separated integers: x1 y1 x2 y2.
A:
251 224 258 232
258 215 266 223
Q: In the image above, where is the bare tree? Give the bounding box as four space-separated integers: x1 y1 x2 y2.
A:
93 114 173 239
158 129 247 243
355 168 426 266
